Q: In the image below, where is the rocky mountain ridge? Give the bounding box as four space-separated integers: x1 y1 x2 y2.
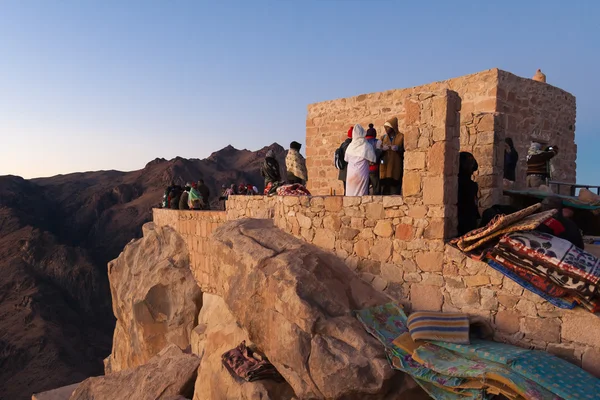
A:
0 143 286 400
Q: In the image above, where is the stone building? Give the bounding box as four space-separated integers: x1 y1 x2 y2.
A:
306 68 577 208
148 71 598 376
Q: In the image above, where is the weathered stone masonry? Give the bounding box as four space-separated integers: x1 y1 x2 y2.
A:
306 68 576 204
152 72 596 376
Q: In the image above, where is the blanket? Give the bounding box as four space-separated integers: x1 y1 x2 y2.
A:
504 231 600 285
451 203 542 251
275 183 311 196
221 341 283 382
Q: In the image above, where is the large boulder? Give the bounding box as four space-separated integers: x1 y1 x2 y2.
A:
191 218 398 399
70 345 200 400
191 293 295 400
105 222 202 373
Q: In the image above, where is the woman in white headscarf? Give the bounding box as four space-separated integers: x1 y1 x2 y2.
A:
344 124 377 196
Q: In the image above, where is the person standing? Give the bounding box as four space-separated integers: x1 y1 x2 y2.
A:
286 141 308 185
261 150 282 187
179 183 192 210
335 127 353 194
197 179 211 210
457 152 480 236
504 137 518 182
344 124 377 196
379 117 404 195
365 124 382 195
526 142 558 188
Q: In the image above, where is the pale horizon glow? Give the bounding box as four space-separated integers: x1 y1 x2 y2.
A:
0 1 598 183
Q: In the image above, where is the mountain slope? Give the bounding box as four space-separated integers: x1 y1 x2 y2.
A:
0 143 286 399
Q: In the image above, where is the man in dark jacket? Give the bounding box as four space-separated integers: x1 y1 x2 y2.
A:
337 127 353 194
504 138 518 182
457 152 480 236
537 197 584 249
526 142 558 188
197 179 211 210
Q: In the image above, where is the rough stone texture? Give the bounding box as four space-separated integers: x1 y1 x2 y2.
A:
105 222 202 373
192 294 295 400
562 309 600 347
71 345 199 400
191 218 398 399
33 383 80 400
306 68 576 200
410 285 443 312
582 348 600 378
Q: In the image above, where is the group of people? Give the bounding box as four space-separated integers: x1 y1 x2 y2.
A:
503 138 559 189
161 180 211 210
335 117 404 197
460 138 566 239
260 141 308 195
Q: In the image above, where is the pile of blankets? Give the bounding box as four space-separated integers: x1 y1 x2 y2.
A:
264 182 312 196
355 303 600 400
450 204 600 313
221 341 283 383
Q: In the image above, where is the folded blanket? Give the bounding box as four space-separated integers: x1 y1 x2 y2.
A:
221 341 283 383
407 312 470 344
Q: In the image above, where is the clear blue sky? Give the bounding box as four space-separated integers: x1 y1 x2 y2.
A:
0 1 598 183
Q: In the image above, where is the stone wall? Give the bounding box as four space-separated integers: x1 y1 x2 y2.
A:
225 196 277 220
153 209 226 290
306 68 577 199
496 70 577 189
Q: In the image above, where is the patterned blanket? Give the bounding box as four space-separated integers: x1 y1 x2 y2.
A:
451 203 542 251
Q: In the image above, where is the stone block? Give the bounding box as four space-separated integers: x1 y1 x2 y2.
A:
416 252 444 272
381 263 404 283
562 310 600 347
382 196 404 208
371 239 393 263
463 275 490 287
313 229 336 250
494 310 521 333
350 218 364 229
521 317 561 343
404 152 426 170
404 272 422 283
297 213 312 230
324 196 343 212
323 215 342 231
408 205 428 219
497 295 519 309
411 285 443 312
403 172 421 197
283 196 300 206
547 344 581 367
372 276 388 292
427 142 446 175
422 274 444 287
343 197 361 207
402 259 417 273
354 240 370 258
423 176 444 205
395 224 414 241
373 220 394 238
515 299 537 317
447 288 479 308
582 348 600 378
338 227 360 241
365 203 385 219
405 99 420 125
424 218 445 239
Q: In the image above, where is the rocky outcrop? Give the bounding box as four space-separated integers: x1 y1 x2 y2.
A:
105 222 202 373
70 344 200 400
191 293 296 400
191 218 398 399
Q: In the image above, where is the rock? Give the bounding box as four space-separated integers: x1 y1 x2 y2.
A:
191 219 397 399
582 348 600 378
521 317 560 343
70 345 200 400
373 221 393 238
193 294 295 400
415 251 443 272
410 285 443 311
562 309 600 347
105 222 202 373
33 383 81 400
